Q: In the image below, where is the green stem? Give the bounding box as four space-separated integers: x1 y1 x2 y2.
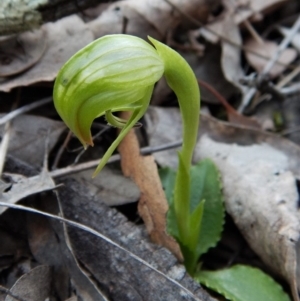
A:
149 37 200 243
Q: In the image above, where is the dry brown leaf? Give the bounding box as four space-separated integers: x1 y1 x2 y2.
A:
244 38 297 78
88 0 218 40
118 112 182 260
0 29 46 77
0 15 94 92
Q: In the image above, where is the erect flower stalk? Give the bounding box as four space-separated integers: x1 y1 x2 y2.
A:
53 34 201 273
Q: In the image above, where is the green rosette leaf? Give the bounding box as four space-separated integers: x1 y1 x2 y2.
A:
160 159 224 275
195 265 291 301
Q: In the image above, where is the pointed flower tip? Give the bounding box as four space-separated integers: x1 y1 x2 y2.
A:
78 136 93 149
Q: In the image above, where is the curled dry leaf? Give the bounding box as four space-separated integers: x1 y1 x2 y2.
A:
244 38 297 78
118 112 182 260
0 15 93 92
0 29 47 77
145 106 300 300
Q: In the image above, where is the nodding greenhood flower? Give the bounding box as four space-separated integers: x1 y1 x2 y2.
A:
53 34 200 178
54 35 201 269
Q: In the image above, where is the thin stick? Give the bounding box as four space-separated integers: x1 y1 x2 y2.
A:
243 20 264 44
276 64 300 89
260 15 300 79
51 130 72 170
280 82 300 95
49 140 182 178
198 79 236 114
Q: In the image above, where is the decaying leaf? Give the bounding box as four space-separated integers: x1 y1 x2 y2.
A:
145 106 300 300
0 29 46 77
244 38 297 78
0 15 94 92
5 265 51 301
118 116 182 260
0 114 65 168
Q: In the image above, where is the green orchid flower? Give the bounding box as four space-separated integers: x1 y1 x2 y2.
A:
53 34 201 274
